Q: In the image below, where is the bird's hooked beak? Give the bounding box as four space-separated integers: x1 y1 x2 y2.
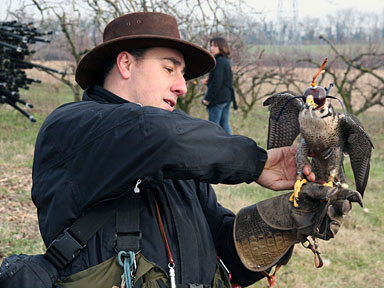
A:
305 96 317 109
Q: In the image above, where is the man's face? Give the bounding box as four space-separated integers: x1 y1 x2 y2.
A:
127 47 187 112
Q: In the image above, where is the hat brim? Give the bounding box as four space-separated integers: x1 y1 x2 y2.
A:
75 35 215 89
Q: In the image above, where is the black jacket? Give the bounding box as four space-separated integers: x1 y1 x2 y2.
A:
204 54 233 107
32 86 267 286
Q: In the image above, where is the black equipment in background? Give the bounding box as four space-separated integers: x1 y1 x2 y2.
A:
0 21 65 122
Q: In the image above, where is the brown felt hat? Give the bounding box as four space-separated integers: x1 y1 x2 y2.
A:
75 12 215 89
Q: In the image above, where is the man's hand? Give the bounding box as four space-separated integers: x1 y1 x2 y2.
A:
256 147 315 191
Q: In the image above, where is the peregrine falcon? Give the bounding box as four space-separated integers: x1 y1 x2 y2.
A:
263 59 374 207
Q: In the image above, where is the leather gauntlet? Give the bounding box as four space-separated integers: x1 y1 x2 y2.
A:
233 182 362 272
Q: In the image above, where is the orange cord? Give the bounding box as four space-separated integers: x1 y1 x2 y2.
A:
262 265 281 288
311 58 328 87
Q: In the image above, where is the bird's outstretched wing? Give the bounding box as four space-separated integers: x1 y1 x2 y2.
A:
341 114 374 197
263 91 303 149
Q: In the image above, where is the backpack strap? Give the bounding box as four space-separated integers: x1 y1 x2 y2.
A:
45 190 141 270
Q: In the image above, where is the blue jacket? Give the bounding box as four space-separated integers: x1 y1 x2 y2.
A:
32 86 267 286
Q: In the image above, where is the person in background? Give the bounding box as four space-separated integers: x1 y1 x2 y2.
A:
202 37 234 134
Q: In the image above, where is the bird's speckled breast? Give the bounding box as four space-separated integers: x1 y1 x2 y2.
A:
299 111 342 152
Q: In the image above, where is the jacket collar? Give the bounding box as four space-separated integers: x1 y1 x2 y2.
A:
214 53 227 59
82 85 129 104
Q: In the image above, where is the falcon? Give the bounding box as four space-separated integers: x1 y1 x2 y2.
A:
263 58 374 207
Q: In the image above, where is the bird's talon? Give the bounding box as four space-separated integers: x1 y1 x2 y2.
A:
323 181 333 187
292 198 299 207
340 183 349 189
290 178 307 207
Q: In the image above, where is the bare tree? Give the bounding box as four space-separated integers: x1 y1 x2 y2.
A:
300 35 384 115
9 0 96 101
10 0 255 105
176 80 206 114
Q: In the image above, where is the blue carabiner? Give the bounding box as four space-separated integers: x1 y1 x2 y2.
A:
118 250 136 288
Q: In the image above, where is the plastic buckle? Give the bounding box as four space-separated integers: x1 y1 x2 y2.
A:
45 228 85 269
116 232 142 252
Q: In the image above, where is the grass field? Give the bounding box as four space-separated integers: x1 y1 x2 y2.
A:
0 82 383 287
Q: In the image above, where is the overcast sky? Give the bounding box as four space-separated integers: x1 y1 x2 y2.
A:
0 0 383 21
247 0 384 21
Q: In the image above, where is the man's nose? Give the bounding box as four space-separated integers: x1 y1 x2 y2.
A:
171 74 187 96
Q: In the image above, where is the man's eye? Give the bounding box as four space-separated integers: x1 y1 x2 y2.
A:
165 67 174 73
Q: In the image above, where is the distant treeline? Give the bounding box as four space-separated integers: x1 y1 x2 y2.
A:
239 8 384 46
26 7 384 62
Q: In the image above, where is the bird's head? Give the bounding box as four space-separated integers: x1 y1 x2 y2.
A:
275 58 346 121
301 58 330 116
303 85 327 110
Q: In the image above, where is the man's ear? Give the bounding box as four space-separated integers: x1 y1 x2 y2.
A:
116 51 133 80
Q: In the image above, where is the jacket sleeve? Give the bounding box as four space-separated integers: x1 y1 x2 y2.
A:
33 103 267 211
204 57 224 103
197 182 267 286
138 108 266 184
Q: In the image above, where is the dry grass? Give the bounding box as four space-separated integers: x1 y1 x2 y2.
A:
0 165 44 258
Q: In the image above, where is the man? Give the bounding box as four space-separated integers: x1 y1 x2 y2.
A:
32 12 353 288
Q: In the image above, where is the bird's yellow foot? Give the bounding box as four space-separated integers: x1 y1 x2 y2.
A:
340 183 349 189
323 181 333 187
289 178 307 207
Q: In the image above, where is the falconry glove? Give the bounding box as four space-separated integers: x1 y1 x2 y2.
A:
233 182 362 272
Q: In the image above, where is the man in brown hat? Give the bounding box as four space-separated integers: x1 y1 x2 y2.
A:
31 12 359 288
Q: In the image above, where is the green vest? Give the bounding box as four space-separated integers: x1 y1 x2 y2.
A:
57 254 231 288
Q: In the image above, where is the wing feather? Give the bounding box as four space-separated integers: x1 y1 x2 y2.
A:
263 91 303 149
342 114 374 197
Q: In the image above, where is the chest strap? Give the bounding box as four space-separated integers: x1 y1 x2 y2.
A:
45 190 141 270
116 189 141 252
